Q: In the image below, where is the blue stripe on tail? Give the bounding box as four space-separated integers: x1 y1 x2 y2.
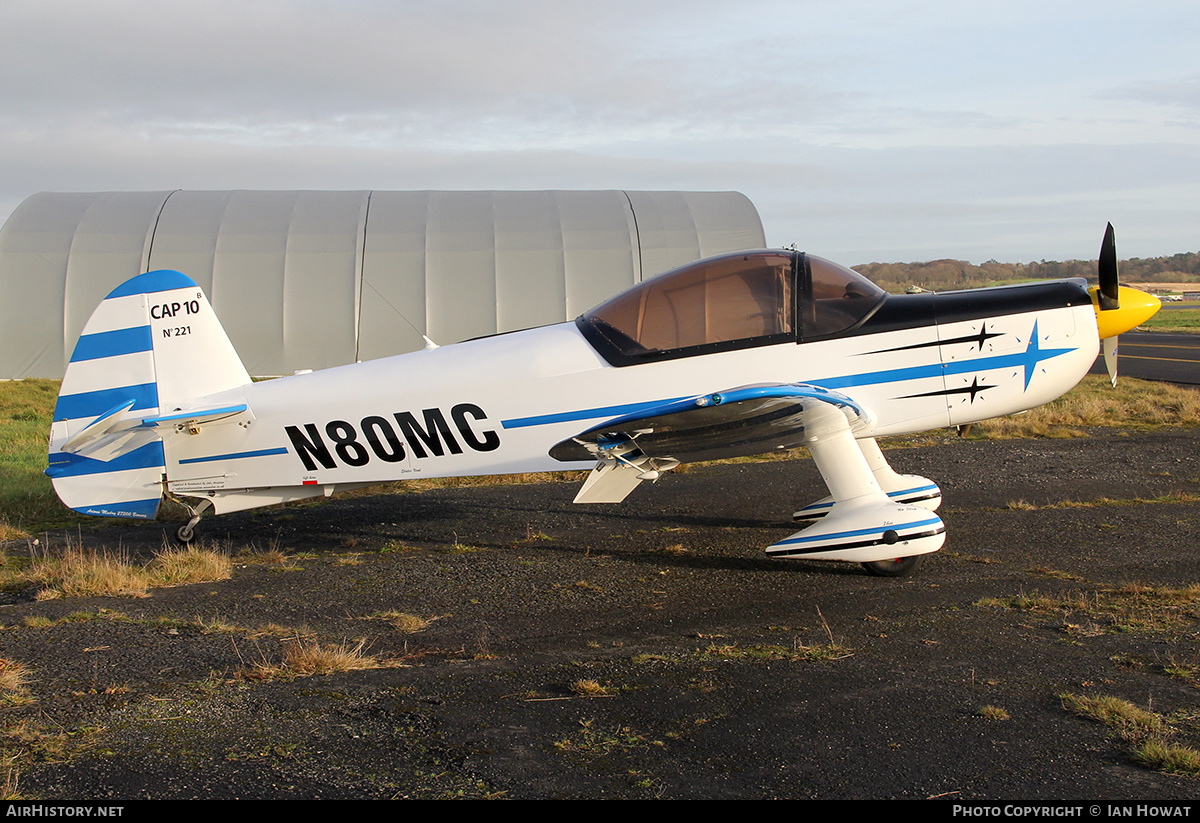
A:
69 326 154 362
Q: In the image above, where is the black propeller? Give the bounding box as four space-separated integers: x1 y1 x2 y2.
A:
1097 222 1120 311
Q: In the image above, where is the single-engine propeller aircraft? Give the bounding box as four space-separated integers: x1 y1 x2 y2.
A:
47 225 1159 576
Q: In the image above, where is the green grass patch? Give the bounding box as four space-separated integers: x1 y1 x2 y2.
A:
1133 738 1200 776
1061 693 1171 739
0 380 84 539
977 582 1200 635
1141 307 1200 333
1061 693 1200 776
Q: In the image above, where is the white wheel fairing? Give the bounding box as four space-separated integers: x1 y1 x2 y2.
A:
767 498 945 563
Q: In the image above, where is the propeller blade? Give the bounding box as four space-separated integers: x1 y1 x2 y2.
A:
1098 222 1120 311
1103 336 1118 387
1090 224 1161 386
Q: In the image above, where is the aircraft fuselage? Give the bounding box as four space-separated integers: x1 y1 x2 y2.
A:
161 279 1097 514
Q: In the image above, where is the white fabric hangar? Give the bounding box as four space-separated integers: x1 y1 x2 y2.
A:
0 190 765 378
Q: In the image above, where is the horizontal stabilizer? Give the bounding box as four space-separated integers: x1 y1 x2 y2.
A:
141 403 252 430
60 398 137 454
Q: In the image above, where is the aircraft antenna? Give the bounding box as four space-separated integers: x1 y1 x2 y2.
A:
360 276 438 353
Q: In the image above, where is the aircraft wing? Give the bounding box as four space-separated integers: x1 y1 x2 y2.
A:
550 383 875 503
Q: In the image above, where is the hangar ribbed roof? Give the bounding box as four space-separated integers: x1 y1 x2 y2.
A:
0 190 765 377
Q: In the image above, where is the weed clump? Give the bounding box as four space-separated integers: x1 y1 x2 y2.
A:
1061 693 1200 777
10 539 231 600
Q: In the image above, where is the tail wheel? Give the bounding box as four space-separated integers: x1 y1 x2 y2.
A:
172 499 211 546
862 556 923 577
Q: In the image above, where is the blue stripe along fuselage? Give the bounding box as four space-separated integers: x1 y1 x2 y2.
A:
502 398 686 430
179 447 289 465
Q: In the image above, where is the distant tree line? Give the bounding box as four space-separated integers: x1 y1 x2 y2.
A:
854 251 1200 294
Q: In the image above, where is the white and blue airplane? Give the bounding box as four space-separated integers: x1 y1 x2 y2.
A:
46 225 1159 576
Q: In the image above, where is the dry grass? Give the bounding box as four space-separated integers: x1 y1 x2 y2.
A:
238 637 405 681
0 756 20 801
977 582 1200 634
366 610 439 633
147 545 233 587
1005 492 1200 512
0 660 31 706
12 540 232 600
26 546 150 599
0 524 28 542
703 640 853 662
237 546 295 567
0 659 39 799
570 678 612 697
969 375 1200 439
280 638 380 676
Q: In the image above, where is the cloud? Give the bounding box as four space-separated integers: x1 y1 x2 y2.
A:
2 1 1198 264
1105 74 1200 124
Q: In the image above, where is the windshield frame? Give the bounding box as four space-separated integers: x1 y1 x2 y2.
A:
577 250 887 366
578 250 798 366
797 254 888 341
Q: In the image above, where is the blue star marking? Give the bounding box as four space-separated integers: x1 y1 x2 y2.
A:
1009 320 1077 391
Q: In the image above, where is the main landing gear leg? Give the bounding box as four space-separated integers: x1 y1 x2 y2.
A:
766 405 945 573
792 437 941 520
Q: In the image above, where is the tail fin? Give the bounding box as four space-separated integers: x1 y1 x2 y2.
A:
46 270 250 519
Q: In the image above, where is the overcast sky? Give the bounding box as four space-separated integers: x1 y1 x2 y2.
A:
1 0 1196 265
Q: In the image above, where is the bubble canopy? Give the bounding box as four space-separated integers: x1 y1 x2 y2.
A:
578 250 886 366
